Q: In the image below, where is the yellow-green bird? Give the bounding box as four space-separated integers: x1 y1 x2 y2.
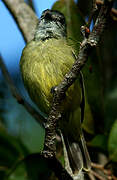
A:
20 9 91 175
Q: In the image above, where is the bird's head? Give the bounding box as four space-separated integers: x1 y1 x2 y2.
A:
34 9 67 41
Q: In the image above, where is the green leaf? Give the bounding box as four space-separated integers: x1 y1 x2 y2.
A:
108 120 117 162
89 134 108 152
7 162 27 180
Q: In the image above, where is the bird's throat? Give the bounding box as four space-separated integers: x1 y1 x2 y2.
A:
34 21 66 41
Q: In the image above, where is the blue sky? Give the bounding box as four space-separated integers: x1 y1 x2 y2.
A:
0 0 56 76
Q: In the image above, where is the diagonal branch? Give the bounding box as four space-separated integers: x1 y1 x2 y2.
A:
2 0 38 42
42 0 114 158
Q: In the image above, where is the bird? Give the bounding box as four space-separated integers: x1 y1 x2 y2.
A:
20 9 91 176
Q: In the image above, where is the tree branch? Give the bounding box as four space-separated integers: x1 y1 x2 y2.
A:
42 0 114 158
90 170 104 180
2 0 38 42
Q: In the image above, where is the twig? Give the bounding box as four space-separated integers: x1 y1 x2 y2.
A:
0 166 8 171
96 0 117 20
96 0 105 5
2 0 38 42
91 162 117 179
112 175 117 180
91 162 104 170
42 0 114 158
111 8 117 17
0 55 46 127
90 170 105 180
88 172 96 180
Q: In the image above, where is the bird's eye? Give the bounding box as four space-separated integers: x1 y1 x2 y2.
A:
58 17 65 25
44 12 52 21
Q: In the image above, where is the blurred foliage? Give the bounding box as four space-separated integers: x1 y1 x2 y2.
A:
0 0 117 179
0 124 28 179
108 120 117 162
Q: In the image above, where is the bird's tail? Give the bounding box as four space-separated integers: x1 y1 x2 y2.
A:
63 132 91 174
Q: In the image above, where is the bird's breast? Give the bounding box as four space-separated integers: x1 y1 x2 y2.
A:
20 38 81 115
